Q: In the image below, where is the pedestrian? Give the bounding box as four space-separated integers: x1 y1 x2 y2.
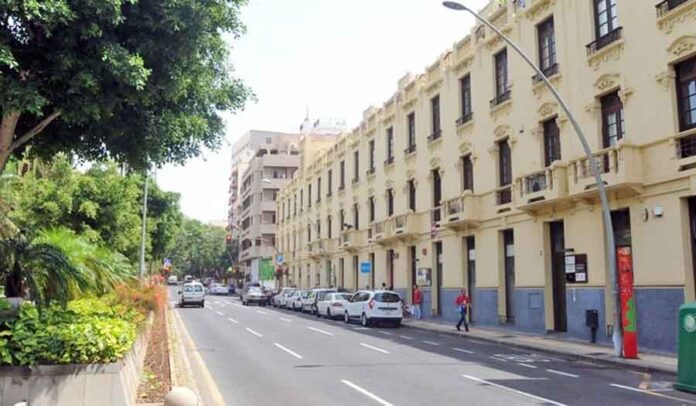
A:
381 282 387 290
455 288 471 332
412 284 422 320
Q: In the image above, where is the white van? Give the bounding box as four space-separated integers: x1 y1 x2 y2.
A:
344 290 402 327
179 282 205 308
167 275 178 285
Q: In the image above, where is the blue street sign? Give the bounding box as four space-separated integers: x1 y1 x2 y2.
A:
360 261 371 274
163 258 171 266
276 255 284 264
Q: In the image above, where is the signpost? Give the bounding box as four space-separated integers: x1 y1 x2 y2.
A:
617 246 638 359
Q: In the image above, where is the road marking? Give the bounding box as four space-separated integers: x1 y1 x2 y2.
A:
423 340 440 346
490 356 508 362
215 311 224 316
517 363 537 369
341 380 393 406
274 343 303 359
307 326 334 336
204 305 214 310
360 343 389 354
256 310 269 315
547 369 578 378
399 335 414 340
279 317 292 322
227 317 239 324
379 331 392 336
462 375 567 406
453 348 474 354
353 327 369 331
609 384 696 404
245 328 263 338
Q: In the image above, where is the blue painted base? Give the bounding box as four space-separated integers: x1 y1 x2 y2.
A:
473 288 499 326
513 288 545 332
635 288 683 353
565 288 609 344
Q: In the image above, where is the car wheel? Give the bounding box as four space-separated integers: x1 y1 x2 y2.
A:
201 300 205 308
344 311 350 323
394 319 402 328
361 313 370 327
327 308 332 319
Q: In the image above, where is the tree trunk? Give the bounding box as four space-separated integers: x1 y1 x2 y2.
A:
4 264 23 298
0 112 21 174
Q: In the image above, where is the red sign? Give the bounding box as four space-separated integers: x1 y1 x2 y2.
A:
617 246 638 359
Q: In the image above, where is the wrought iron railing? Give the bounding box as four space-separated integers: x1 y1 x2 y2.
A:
586 27 622 56
490 90 511 108
456 112 473 126
656 0 689 16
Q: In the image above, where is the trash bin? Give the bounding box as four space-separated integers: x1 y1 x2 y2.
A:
675 302 696 394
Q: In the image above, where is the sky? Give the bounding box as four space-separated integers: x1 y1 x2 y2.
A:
156 0 489 223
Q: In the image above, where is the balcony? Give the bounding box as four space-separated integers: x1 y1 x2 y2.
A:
656 0 689 16
568 143 643 200
496 185 513 206
366 167 376 177
532 63 559 84
443 193 479 230
371 220 395 245
586 27 622 56
384 156 395 166
674 128 696 171
431 206 443 229
352 177 360 185
393 212 423 241
490 90 511 108
309 239 335 259
456 112 473 127
404 144 417 156
427 130 442 143
340 229 364 252
514 164 569 213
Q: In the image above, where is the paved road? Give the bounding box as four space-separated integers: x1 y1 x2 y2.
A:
170 287 696 406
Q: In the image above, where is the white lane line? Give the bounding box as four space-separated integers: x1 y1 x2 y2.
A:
453 348 475 354
360 343 389 354
341 380 393 406
245 328 263 338
462 375 567 406
609 383 696 404
352 327 369 331
379 331 392 336
279 317 292 322
307 326 334 336
517 363 537 369
547 369 578 378
256 310 269 315
204 305 214 310
422 340 440 346
227 317 239 324
274 343 303 359
490 356 508 362
399 335 414 340
215 311 224 316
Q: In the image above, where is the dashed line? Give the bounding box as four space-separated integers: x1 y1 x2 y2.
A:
360 343 389 354
422 340 439 346
462 375 566 406
546 369 578 378
453 348 474 354
274 343 303 359
517 363 537 369
215 311 224 316
307 326 334 336
352 327 369 331
341 380 393 406
227 317 239 324
256 310 269 315
490 356 508 362
399 335 414 340
379 331 392 336
279 317 292 322
245 328 263 338
609 384 696 404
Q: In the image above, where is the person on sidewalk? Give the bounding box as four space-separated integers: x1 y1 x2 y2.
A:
412 285 423 320
455 288 471 332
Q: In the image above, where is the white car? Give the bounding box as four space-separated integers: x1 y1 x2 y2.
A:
317 292 353 319
344 290 402 327
179 282 205 308
167 275 178 285
273 288 296 307
288 290 305 311
301 290 317 313
208 283 229 295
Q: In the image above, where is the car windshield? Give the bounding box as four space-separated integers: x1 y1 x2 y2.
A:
374 292 400 303
184 286 193 293
193 285 203 292
336 293 352 301
248 287 262 293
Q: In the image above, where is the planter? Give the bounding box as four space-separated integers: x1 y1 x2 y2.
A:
0 313 153 406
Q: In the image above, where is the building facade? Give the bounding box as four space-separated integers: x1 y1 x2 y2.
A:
276 0 696 353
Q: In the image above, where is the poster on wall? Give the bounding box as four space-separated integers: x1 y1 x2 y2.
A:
417 268 432 287
565 253 588 283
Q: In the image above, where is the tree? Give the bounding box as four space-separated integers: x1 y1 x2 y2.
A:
0 0 250 173
167 219 229 278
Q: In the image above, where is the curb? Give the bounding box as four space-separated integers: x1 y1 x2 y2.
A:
402 322 677 375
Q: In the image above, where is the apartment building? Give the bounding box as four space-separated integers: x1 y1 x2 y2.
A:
276 0 696 353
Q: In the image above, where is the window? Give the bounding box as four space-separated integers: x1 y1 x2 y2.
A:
600 91 625 148
369 196 375 223
493 49 510 106
339 209 345 231
537 17 557 75
316 177 321 203
386 127 394 163
353 150 359 183
368 139 375 173
327 215 332 238
408 179 416 211
589 0 621 53
339 161 345 189
543 118 562 167
327 169 333 196
316 220 321 239
387 188 394 217
406 112 416 153
430 95 441 140
300 189 303 212
462 155 474 192
308 184 312 208
293 194 297 215
677 56 696 131
498 138 512 205
458 75 472 124
307 224 311 242
353 203 359 229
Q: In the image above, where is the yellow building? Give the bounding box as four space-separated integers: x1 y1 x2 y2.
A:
276 0 696 353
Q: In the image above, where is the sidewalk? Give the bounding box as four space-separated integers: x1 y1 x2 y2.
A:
402 318 678 375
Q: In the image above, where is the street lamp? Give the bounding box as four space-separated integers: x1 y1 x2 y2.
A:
442 1 622 357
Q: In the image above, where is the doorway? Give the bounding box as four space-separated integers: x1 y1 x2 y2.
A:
409 245 417 299
503 229 515 323
387 249 394 289
369 253 376 289
434 241 443 316
352 255 358 290
339 258 345 289
466 236 476 322
689 198 696 296
549 221 567 332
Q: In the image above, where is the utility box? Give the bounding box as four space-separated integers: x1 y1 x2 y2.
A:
675 302 696 394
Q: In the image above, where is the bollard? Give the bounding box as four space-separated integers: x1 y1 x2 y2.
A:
164 387 198 406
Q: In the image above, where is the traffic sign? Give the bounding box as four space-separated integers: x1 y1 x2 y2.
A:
360 261 371 274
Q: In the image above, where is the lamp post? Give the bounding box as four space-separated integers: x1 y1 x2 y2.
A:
442 1 622 357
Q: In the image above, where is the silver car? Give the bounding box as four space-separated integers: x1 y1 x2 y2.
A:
242 286 267 306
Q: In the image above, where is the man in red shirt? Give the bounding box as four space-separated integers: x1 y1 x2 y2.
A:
412 285 422 319
455 288 471 332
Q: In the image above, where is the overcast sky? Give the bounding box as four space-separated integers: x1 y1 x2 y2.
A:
156 0 489 223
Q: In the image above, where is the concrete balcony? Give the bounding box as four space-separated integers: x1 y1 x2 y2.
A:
393 212 423 241
340 229 365 252
568 143 643 200
371 220 395 245
514 163 570 214
308 238 336 259
443 193 479 231
674 127 696 171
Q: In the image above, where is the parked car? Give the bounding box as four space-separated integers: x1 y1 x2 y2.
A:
344 290 402 327
240 282 261 299
242 286 268 306
287 290 305 311
308 288 336 316
300 290 317 313
317 292 353 319
273 288 296 307
208 283 230 295
167 275 178 285
178 282 205 308
184 275 193 283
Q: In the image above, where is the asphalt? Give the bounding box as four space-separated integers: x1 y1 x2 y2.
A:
169 287 696 406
